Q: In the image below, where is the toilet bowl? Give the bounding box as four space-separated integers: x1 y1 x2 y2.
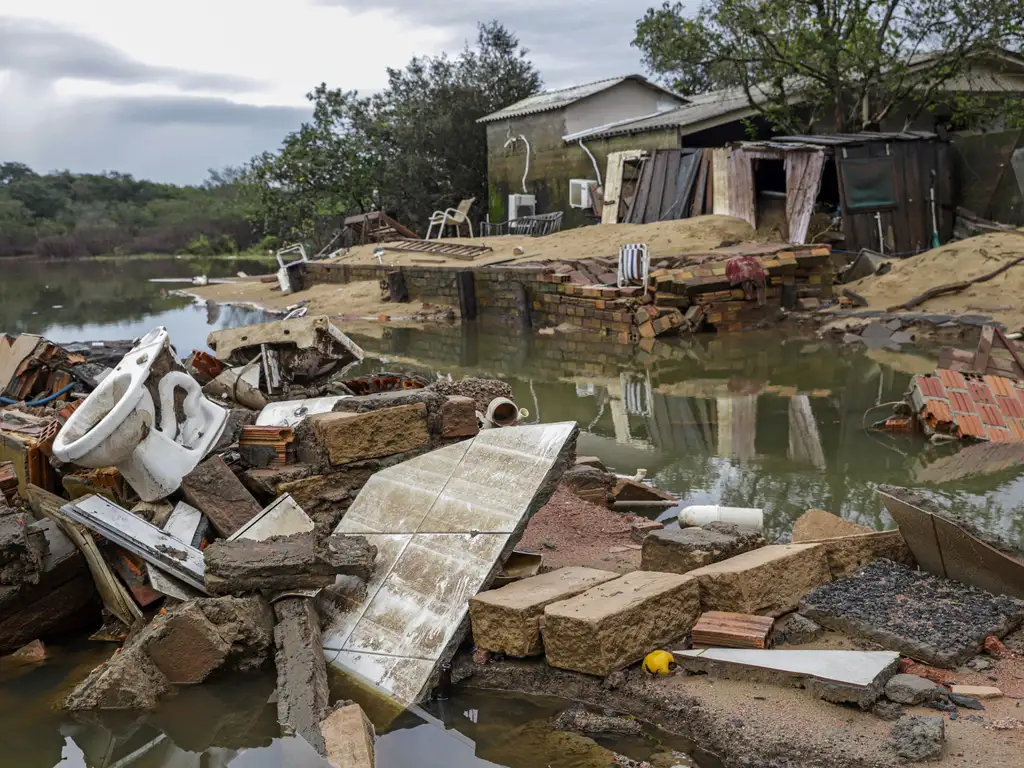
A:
54 327 228 501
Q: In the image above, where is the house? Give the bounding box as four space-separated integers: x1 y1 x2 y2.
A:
477 75 685 229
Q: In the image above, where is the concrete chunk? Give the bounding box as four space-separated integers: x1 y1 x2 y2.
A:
63 645 172 711
319 703 376 768
440 396 479 438
469 567 619 656
792 509 871 542
182 455 262 538
541 571 700 676
274 597 330 753
885 674 938 705
949 684 1002 699
141 601 231 684
803 530 914 578
641 523 766 575
686 544 831 617
312 404 429 466
204 532 376 595
890 715 944 762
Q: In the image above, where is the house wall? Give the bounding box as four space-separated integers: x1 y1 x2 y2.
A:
486 114 680 228
563 80 682 136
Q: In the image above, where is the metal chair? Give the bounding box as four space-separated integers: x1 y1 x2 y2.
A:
617 243 650 296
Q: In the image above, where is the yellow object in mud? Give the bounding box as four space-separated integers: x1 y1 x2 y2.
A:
642 650 676 675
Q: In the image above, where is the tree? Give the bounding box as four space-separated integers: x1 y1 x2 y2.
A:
633 0 1024 133
244 21 542 245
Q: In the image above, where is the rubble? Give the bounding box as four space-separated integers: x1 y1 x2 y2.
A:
273 596 330 753
182 455 264 538
553 703 643 736
884 674 938 705
772 613 824 645
800 559 1024 668
203 531 376 595
141 601 232 684
311 404 430 465
469 567 619 656
319 703 376 768
890 715 945 762
691 611 774 649
541 571 700 677
686 544 832 617
64 644 173 711
560 465 615 506
1 638 46 667
440 395 480 438
640 522 766 575
429 377 514 412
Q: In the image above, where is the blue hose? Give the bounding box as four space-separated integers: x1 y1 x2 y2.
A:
0 382 77 407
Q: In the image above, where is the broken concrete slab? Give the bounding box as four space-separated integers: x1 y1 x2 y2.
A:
203 531 376 595
229 493 315 542
884 674 938 705
561 466 614 507
879 487 1024 600
274 597 330 754
799 559 1024 668
196 595 275 672
440 396 479 438
181 455 263 538
950 684 1002 699
469 567 619 657
798 530 914 578
675 648 899 709
1 638 46 667
890 715 944 762
323 422 578 706
312 404 430 466
541 571 700 677
612 478 675 503
773 613 823 645
63 645 172 711
791 509 871 542
641 523 766 575
686 544 831 617
141 601 231 684
319 703 376 768
207 315 363 368
630 519 664 543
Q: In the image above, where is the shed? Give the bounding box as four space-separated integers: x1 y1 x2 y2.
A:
729 132 952 254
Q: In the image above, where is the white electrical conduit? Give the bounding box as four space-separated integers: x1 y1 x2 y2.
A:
579 140 603 186
504 134 531 194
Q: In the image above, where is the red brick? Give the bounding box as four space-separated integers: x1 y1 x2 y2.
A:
968 381 997 405
986 375 1016 398
916 376 946 399
956 414 985 439
979 404 1007 428
922 399 952 423
997 395 1024 419
949 391 975 414
937 369 967 391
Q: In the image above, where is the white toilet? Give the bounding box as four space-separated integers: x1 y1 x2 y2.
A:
54 328 229 501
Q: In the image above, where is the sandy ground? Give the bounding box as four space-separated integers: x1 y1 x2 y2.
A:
520 486 644 574
847 230 1024 330
189 279 454 319
329 215 756 269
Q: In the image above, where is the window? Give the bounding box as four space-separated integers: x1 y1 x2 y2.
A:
838 156 898 211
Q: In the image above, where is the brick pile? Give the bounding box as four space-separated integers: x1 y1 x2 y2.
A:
910 368 1024 442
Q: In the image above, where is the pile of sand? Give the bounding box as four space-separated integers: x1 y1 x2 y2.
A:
329 215 757 269
847 230 1024 330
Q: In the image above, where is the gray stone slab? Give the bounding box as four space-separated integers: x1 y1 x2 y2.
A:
862 323 894 340
323 422 578 706
799 559 1024 668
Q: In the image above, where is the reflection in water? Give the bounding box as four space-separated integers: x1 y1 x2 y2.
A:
0 257 272 351
346 325 1024 545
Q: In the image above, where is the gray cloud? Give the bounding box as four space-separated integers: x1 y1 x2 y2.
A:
1 92 309 183
0 17 259 91
314 0 652 85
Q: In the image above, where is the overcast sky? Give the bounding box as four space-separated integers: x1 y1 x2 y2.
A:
0 1 660 185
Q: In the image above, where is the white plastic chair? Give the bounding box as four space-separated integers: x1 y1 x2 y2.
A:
276 243 308 293
426 198 475 239
617 243 650 296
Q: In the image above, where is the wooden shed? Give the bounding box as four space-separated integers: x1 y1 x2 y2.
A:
729 132 953 255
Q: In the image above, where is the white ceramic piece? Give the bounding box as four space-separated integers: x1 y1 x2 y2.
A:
53 327 228 502
255 396 350 427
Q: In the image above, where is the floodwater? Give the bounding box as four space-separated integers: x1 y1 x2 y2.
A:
3 257 1024 767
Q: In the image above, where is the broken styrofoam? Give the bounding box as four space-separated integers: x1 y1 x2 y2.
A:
53 327 229 502
322 422 578 707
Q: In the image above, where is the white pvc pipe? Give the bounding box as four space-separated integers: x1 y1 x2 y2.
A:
679 505 764 531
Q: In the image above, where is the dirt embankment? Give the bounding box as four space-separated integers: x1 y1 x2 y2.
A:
847 231 1024 330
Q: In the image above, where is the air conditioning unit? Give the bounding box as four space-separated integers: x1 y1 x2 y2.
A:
508 194 536 221
569 179 595 209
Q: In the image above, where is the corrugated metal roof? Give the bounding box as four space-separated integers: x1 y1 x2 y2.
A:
563 86 765 142
771 131 940 146
477 75 681 124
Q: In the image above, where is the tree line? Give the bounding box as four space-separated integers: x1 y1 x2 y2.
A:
3 6 1021 259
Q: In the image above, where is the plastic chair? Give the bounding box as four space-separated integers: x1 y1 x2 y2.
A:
426 198 475 239
617 243 650 296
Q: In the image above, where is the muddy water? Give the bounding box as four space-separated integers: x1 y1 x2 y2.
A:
5 262 1024 766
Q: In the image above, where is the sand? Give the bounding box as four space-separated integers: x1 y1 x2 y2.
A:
847 230 1024 330
327 215 756 269
189 279 454 319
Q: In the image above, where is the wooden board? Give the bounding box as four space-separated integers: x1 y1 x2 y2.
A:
712 148 730 215
381 240 492 260
602 150 646 224
691 611 775 649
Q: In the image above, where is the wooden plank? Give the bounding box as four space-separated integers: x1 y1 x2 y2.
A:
690 149 711 217
975 325 995 374
645 152 670 225
25 484 144 626
692 611 775 649
712 148 730 215
627 156 654 225
602 150 645 224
